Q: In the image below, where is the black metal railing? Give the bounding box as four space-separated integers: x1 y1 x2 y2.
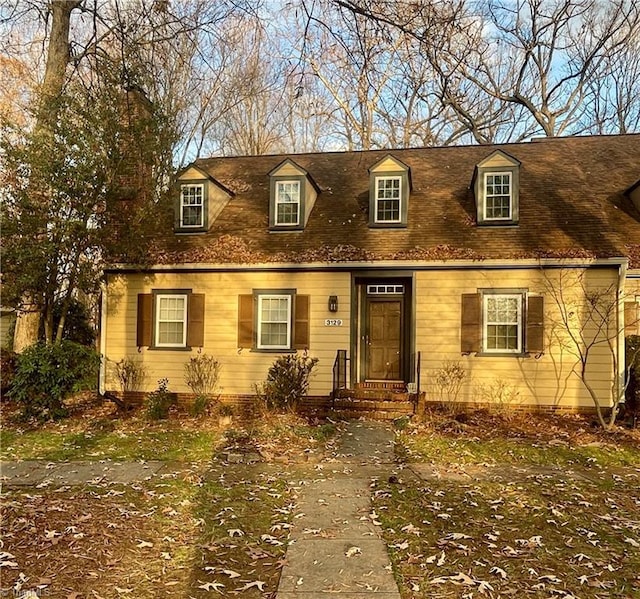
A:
411 351 422 413
332 349 349 405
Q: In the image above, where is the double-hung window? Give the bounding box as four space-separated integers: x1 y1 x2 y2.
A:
375 176 402 223
483 293 522 353
275 181 300 226
180 184 204 228
257 294 292 349
155 294 188 348
484 172 512 220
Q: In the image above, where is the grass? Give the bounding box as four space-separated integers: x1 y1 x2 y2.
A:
0 426 222 461
380 412 640 598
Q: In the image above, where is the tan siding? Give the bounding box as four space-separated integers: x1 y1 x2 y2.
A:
304 180 318 225
370 157 403 172
272 163 305 177
104 271 351 395
207 181 231 224
179 167 208 180
479 151 519 168
415 268 619 410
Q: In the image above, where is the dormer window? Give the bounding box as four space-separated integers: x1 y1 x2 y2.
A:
268 159 319 231
180 184 205 228
275 181 301 226
375 176 402 223
474 150 520 225
368 155 411 228
484 172 512 220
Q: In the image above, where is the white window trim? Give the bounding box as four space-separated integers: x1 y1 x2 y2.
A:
257 294 292 349
374 176 402 224
275 181 301 226
483 171 512 221
155 294 188 348
482 293 523 353
180 183 205 228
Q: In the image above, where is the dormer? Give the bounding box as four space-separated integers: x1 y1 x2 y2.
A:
175 166 234 233
268 159 319 231
368 155 411 228
473 150 520 225
626 178 640 216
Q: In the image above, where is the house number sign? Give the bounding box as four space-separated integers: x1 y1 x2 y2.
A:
324 319 343 327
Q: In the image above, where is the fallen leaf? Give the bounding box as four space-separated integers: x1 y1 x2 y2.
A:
236 581 266 591
345 546 362 557
136 540 154 548
197 581 225 592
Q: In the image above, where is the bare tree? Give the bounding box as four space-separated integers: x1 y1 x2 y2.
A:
544 270 639 429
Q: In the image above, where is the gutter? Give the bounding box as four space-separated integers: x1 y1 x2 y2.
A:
105 256 630 275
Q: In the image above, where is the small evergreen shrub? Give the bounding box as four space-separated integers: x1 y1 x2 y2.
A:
190 393 210 417
10 341 100 421
1 348 17 397
256 354 319 413
625 335 640 425
146 378 176 420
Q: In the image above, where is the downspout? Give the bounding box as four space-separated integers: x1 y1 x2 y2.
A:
617 259 629 409
99 278 108 395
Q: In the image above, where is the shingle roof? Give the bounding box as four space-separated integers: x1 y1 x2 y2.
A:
149 134 640 267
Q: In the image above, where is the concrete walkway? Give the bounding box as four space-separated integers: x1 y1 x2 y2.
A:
276 421 402 598
0 459 177 487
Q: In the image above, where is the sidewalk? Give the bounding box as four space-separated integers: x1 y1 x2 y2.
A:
1 459 176 487
276 421 402 598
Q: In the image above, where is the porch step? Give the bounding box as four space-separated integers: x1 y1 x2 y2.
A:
334 388 411 402
332 398 414 421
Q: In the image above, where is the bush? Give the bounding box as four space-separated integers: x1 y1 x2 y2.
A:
625 335 640 424
256 354 319 413
184 354 220 416
10 341 100 420
146 378 176 420
1 348 17 397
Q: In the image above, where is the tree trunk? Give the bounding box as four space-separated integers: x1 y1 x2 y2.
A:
13 0 81 352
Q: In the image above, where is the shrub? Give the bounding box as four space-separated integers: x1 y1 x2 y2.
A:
1 348 17 397
146 378 176 420
184 354 220 416
112 356 146 392
256 354 319 413
625 335 640 424
10 341 100 421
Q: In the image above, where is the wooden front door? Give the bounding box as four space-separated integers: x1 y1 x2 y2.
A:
366 299 402 380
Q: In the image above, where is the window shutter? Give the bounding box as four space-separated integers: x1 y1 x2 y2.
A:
625 301 639 337
294 294 310 349
187 293 205 347
137 294 153 347
238 294 254 347
460 293 480 353
526 295 545 354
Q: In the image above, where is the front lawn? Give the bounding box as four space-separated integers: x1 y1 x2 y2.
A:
379 410 640 598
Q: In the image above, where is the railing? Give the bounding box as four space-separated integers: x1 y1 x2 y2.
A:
331 349 349 406
412 351 422 413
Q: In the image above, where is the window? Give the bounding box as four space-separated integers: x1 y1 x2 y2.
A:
237 291 310 351
257 295 292 349
484 172 512 220
155 294 187 347
375 176 402 223
136 291 205 349
461 291 543 355
275 181 300 226
180 184 204 228
483 293 522 353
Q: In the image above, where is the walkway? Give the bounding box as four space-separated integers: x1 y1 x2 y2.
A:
276 421 402 598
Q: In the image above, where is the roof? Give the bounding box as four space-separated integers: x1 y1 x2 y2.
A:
147 134 640 267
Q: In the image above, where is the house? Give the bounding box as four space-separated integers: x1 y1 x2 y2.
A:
100 134 640 415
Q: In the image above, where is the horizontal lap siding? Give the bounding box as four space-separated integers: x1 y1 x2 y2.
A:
415 268 618 409
104 271 351 395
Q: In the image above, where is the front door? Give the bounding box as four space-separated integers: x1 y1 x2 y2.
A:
366 299 402 380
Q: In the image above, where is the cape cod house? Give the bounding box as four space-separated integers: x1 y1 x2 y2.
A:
100 134 640 415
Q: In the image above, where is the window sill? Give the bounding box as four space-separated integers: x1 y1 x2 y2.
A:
476 221 519 227
249 348 298 354
475 351 527 358
148 346 193 351
369 222 407 229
